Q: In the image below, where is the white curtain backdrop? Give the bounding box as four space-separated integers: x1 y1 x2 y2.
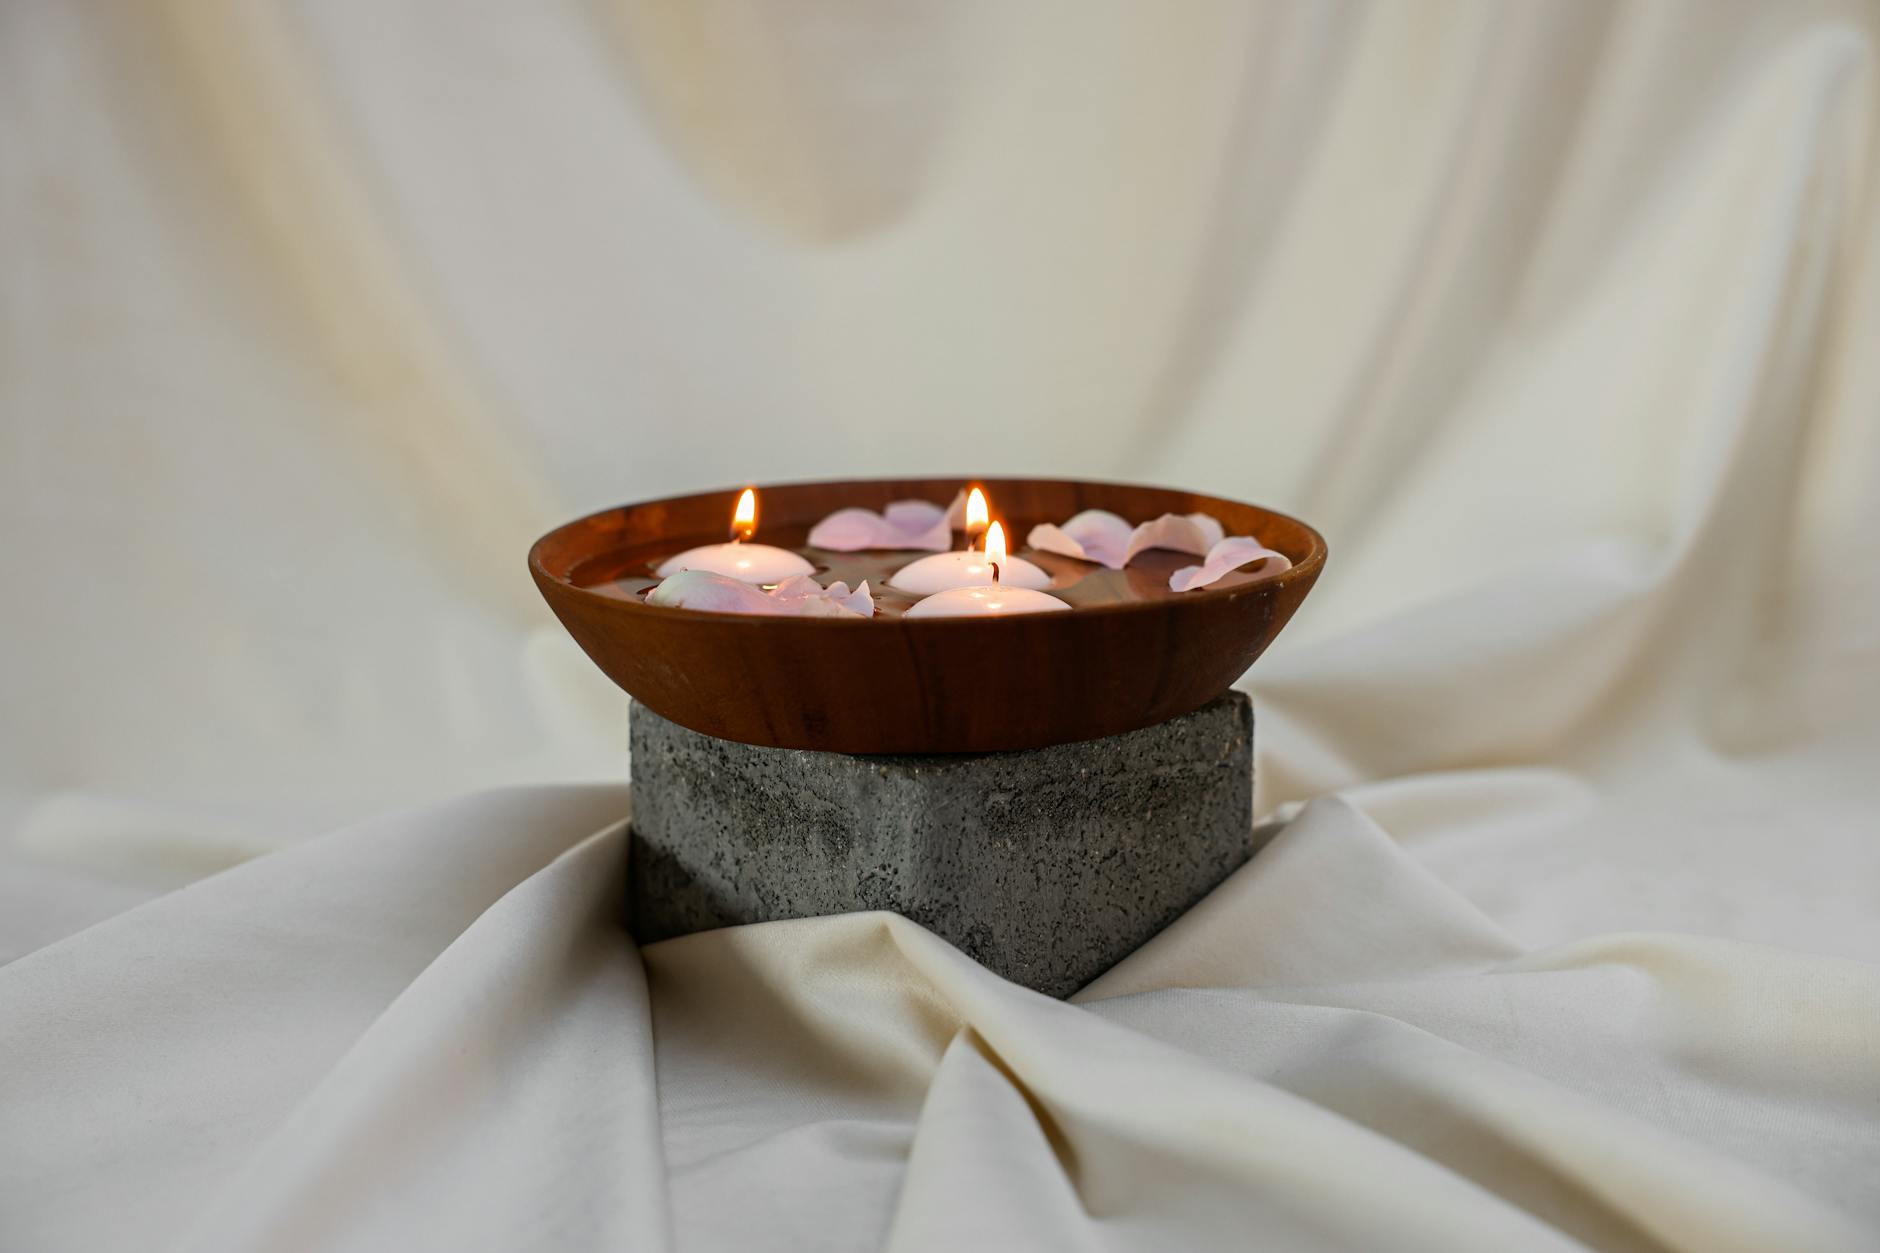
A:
2 1 1877 1249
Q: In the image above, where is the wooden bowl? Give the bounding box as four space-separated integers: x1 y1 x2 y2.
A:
529 477 1326 753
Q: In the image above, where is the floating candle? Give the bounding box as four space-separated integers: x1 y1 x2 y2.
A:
889 487 1050 593
904 523 1070 618
891 549 1051 595
656 487 814 585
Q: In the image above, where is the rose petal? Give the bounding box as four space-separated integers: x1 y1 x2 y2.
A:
1168 537 1292 592
906 515 953 551
1026 509 1132 568
792 595 857 618
805 508 885 551
648 570 873 617
808 501 952 552
777 576 875 618
1031 508 1230 571
1025 522 1087 563
884 500 945 531
1188 512 1226 549
882 501 951 550
833 579 875 617
942 489 969 530
646 569 788 614
1063 510 1133 567
767 574 825 601
1123 513 1217 566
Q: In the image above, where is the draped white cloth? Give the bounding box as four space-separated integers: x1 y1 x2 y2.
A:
3 1 1878 1249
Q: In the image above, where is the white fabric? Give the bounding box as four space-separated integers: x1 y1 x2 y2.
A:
3 1 1879 1249
4 792 1875 1251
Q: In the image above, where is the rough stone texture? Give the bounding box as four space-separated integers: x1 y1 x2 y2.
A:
627 693 1255 998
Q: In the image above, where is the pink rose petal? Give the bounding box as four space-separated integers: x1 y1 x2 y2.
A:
648 570 874 617
767 574 824 600
1122 513 1219 566
1026 509 1132 568
1188 512 1226 549
1025 522 1082 562
832 580 875 617
647 570 785 614
771 574 876 618
1168 537 1292 592
807 501 951 552
805 508 886 551
884 500 948 536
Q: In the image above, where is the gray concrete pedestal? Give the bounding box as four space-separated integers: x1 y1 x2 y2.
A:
627 693 1255 998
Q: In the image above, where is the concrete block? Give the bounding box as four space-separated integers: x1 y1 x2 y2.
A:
627 693 1255 998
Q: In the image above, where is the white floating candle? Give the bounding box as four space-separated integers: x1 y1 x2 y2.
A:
904 523 1070 618
889 488 1049 593
656 487 814 585
902 583 1070 618
889 549 1051 594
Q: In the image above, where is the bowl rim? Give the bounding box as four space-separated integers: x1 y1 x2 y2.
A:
528 474 1328 629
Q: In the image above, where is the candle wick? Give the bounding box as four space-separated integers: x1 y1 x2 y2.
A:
990 560 1001 585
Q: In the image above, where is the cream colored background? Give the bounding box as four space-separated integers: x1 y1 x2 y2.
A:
2 2 1878 1249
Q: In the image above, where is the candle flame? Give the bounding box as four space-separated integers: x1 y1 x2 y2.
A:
731 487 757 541
965 487 989 543
985 520 1006 582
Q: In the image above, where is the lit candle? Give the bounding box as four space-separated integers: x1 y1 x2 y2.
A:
656 488 815 585
904 523 1070 618
889 487 1050 593
964 486 989 549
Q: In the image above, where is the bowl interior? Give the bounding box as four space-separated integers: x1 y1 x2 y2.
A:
532 477 1324 609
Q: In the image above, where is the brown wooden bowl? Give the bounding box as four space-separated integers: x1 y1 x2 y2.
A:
529 477 1326 753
